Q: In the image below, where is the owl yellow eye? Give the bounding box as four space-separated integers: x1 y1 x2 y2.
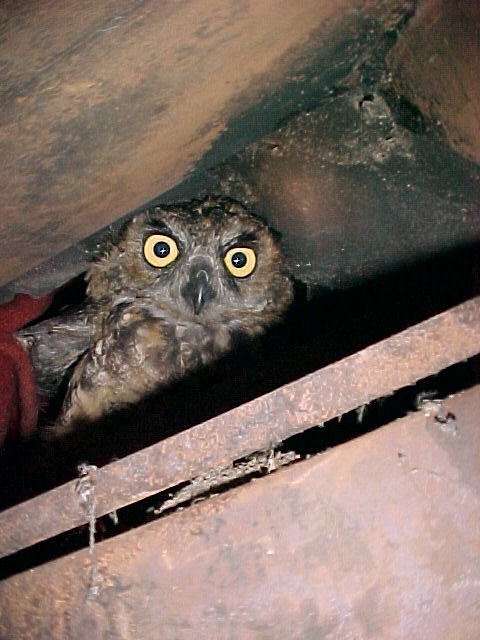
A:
143 234 179 267
224 247 256 278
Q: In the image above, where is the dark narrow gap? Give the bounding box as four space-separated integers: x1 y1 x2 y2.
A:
0 351 479 582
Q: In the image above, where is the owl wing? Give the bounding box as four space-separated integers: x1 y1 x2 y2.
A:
50 311 178 436
15 304 96 399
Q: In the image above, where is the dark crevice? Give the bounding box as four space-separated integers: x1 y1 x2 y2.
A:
358 93 374 108
381 89 427 133
358 6 416 90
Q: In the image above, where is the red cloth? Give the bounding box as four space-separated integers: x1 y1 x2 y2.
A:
0 293 53 444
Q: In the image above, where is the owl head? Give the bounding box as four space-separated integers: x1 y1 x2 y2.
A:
87 197 293 337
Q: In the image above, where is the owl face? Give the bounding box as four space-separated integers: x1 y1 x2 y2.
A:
87 198 293 336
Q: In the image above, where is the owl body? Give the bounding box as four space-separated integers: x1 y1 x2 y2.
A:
18 197 293 436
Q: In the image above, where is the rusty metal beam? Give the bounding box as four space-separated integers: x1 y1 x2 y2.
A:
1 385 479 639
0 295 479 559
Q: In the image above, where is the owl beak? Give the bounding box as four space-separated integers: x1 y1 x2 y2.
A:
183 265 216 315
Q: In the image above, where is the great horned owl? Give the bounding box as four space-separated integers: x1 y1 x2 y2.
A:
18 197 293 436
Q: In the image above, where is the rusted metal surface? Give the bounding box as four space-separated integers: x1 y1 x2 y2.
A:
387 0 480 164
0 295 480 559
0 0 413 292
1 385 479 639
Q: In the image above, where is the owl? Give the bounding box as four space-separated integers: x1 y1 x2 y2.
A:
17 197 294 437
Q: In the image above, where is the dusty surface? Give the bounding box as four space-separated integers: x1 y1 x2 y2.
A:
212 89 480 287
0 0 410 291
1 385 479 639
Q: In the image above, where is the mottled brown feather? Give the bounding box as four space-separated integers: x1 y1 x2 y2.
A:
19 197 294 436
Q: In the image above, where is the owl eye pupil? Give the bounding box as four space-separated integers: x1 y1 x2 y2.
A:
154 242 170 257
144 234 178 267
231 252 247 268
224 246 256 278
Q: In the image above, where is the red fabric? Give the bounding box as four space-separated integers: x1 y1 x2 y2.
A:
0 293 53 444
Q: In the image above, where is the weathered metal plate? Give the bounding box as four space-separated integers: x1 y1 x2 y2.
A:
0 0 414 292
0 295 479 559
0 385 479 639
